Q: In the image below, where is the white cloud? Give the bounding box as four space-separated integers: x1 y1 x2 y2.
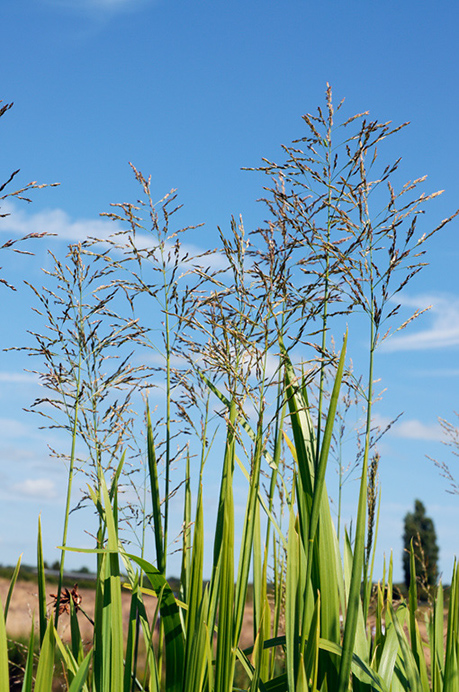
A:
392 419 444 442
413 368 459 378
45 0 159 15
0 371 39 384
373 413 444 442
0 417 34 439
0 446 37 464
88 0 135 6
11 478 58 500
382 294 459 352
0 199 120 242
0 200 226 269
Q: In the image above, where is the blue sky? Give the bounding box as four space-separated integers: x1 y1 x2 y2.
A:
1 0 459 582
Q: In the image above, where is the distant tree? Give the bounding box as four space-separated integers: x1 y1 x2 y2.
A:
403 499 439 592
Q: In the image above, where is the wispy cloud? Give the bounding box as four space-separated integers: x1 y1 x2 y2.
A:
373 413 444 442
382 294 459 352
0 200 120 243
0 371 39 384
0 201 226 269
392 419 444 442
0 417 35 440
45 0 157 15
11 478 58 500
412 368 459 378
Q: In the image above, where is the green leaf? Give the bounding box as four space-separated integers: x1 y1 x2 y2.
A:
0 597 9 692
125 554 185 692
147 402 165 575
35 617 55 692
234 410 263 648
390 603 424 692
303 591 320 691
184 476 205 683
101 473 124 692
68 650 93 692
4 553 21 623
37 515 48 646
69 595 83 665
444 560 459 692
214 401 236 692
20 621 35 692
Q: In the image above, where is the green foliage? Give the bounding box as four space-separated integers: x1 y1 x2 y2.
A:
403 499 440 593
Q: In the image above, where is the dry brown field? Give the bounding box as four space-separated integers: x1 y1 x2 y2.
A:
0 577 256 651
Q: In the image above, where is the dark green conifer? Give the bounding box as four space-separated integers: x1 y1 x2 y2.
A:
403 499 439 592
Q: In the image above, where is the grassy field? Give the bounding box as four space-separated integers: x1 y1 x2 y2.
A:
1 89 459 690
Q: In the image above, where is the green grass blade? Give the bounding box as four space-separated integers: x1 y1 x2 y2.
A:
295 653 308 692
303 591 320 691
363 488 382 622
20 620 35 692
343 529 369 663
54 626 84 684
35 616 55 692
373 578 385 666
4 553 22 623
37 515 48 646
337 383 371 691
252 500 263 643
248 605 269 692
125 554 185 692
214 403 236 692
130 581 160 692
109 451 125 532
444 560 459 692
390 603 424 692
92 548 106 690
147 402 165 575
281 347 315 499
377 614 402 688
100 472 125 692
0 597 9 692
407 540 429 689
387 551 394 606
123 579 139 692
67 650 93 692
198 369 281 470
430 581 444 692
408 540 418 649
285 492 301 691
180 450 192 607
69 595 83 664
263 674 288 692
235 452 287 551
234 411 263 647
206 399 237 643
109 451 125 502
184 476 204 681
302 333 347 651
282 340 343 688
184 588 211 692
307 332 347 551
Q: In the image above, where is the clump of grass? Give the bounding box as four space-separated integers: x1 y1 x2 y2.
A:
1 86 459 692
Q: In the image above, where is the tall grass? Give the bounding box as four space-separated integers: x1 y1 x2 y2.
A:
2 88 459 691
